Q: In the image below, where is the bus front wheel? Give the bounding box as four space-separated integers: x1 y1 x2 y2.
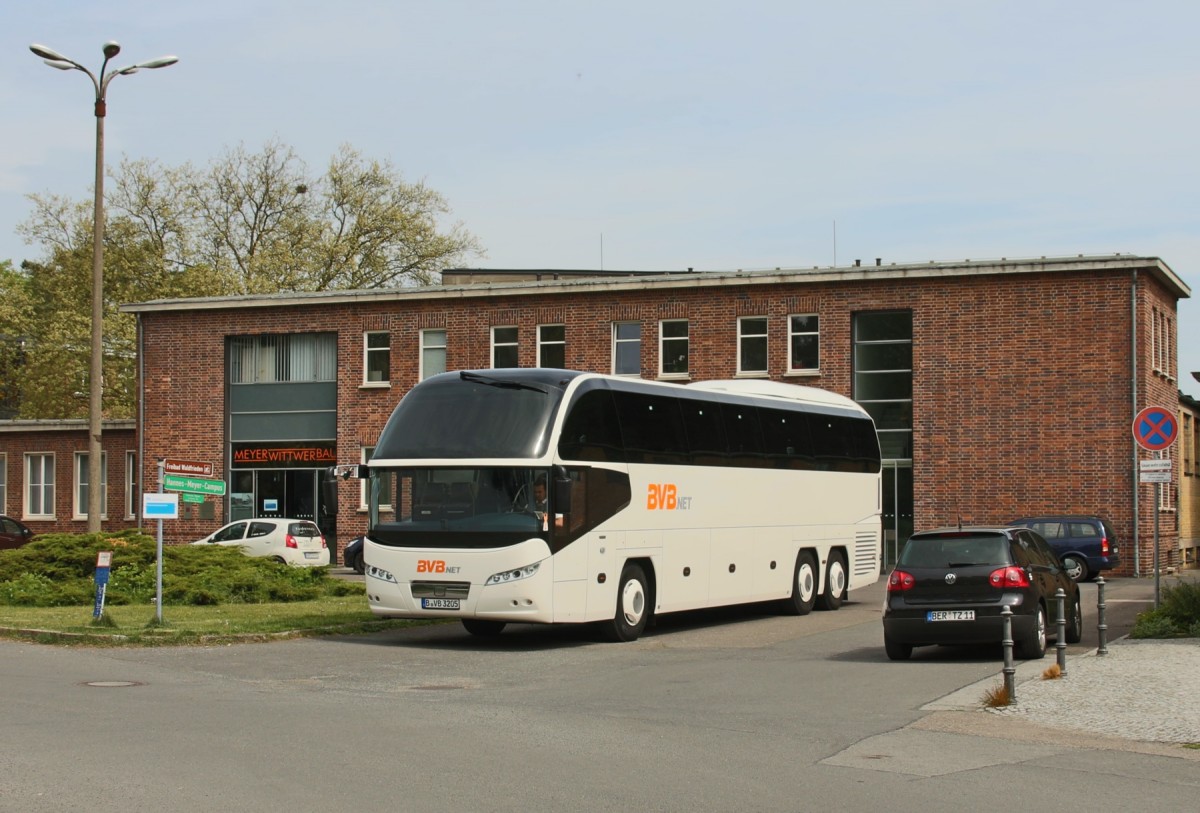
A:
601 563 649 642
782 551 818 616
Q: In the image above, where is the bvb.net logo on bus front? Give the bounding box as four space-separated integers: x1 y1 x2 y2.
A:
646 483 692 511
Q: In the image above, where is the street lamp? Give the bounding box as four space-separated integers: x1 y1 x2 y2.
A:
30 41 177 533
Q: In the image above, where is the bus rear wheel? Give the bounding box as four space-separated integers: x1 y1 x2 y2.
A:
815 551 847 611
782 551 818 616
462 618 506 637
601 563 649 642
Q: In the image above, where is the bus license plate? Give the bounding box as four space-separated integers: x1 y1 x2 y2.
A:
927 610 974 622
421 598 460 610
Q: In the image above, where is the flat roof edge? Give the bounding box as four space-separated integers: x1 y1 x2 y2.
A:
118 254 1188 314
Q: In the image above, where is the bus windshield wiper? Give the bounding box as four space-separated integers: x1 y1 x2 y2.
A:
459 370 547 394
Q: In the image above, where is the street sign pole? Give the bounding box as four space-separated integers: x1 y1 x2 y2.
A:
1132 406 1179 609
1147 482 1156 609
156 458 164 624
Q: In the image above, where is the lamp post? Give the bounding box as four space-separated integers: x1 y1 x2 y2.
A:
30 41 177 533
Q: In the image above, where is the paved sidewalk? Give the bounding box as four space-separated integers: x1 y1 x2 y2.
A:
987 638 1200 743
920 633 1200 746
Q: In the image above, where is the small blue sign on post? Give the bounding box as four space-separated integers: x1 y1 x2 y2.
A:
93 551 113 619
143 492 180 520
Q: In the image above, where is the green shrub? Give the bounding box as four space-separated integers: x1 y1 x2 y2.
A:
1159 579 1200 629
0 531 358 608
1130 609 1184 639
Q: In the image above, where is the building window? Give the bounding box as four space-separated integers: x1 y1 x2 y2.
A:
0 453 5 513
420 329 447 380
75 452 108 520
738 316 768 375
612 322 641 376
25 453 54 518
1151 308 1175 380
492 326 519 368
1157 449 1175 511
361 446 393 511
364 331 390 384
788 314 820 372
230 333 336 384
659 320 689 378
538 325 565 368
126 451 138 519
853 311 913 461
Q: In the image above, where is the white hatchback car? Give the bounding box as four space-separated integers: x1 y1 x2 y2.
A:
191 518 330 567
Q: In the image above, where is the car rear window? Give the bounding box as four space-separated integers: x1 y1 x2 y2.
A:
288 522 320 537
898 533 1011 568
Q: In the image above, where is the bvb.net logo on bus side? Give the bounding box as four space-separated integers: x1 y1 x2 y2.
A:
646 483 692 510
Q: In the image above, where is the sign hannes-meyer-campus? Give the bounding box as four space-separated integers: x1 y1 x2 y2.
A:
162 474 227 496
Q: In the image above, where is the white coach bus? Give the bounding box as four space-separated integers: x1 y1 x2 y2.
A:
350 369 881 641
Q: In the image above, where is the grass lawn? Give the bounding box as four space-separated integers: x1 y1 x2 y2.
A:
0 594 431 646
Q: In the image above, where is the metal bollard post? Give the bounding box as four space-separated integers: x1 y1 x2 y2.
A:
1096 576 1108 656
1001 606 1017 703
1055 588 1068 677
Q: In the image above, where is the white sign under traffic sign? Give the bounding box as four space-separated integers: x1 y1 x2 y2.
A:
1139 458 1172 483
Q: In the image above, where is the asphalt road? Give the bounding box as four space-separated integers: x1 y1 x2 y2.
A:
2 576 1195 813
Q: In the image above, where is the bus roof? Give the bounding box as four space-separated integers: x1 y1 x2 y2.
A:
685 379 862 411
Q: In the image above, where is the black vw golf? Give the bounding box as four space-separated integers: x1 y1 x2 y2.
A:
882 526 1082 661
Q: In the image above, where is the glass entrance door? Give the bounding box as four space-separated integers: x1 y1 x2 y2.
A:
228 469 319 522
882 461 913 570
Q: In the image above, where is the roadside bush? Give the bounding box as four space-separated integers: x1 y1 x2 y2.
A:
1130 580 1200 638
1130 611 1184 639
1159 579 1200 628
0 531 358 607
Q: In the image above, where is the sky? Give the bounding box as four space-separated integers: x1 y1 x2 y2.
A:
3 1 1199 398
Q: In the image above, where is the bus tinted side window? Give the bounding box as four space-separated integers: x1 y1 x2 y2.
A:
721 403 765 468
558 389 626 462
613 392 689 465
759 406 815 470
680 398 728 466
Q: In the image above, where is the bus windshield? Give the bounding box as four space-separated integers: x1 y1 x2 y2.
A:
372 370 572 460
369 466 553 548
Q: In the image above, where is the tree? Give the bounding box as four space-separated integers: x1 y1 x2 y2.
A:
9 140 484 419
108 139 483 292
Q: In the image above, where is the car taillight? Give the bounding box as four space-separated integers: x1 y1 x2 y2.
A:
1101 534 1110 556
888 570 915 592
988 566 1030 588
319 535 327 549
285 534 298 549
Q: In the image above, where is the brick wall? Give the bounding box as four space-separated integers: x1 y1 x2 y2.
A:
0 423 139 535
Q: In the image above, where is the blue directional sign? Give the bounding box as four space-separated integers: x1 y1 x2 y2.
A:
1133 406 1178 451
143 493 180 519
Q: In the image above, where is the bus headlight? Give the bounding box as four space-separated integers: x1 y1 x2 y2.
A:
366 565 397 584
485 562 541 586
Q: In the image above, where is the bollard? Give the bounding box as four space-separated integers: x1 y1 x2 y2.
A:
1055 588 1068 677
1001 606 1017 703
1096 576 1108 656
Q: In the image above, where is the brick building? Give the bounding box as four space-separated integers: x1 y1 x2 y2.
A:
1 254 1191 576
0 419 139 533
